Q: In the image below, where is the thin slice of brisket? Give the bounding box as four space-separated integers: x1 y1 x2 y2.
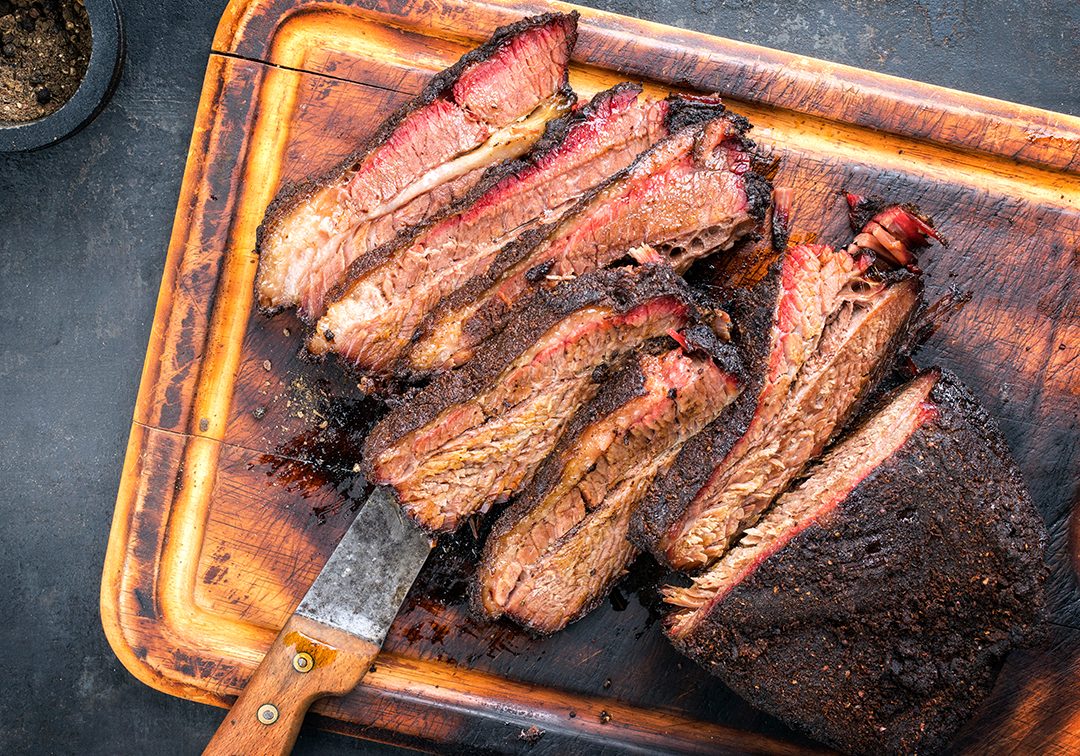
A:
475 341 742 634
363 265 707 534
664 369 1047 755
844 192 945 272
632 206 936 570
309 84 687 373
400 101 770 377
255 12 578 320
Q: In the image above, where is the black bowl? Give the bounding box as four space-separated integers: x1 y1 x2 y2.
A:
0 0 124 152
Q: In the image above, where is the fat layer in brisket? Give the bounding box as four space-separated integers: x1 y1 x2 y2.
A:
363 265 703 533
664 369 1047 756
308 84 680 372
476 345 742 633
255 13 578 320
400 103 769 376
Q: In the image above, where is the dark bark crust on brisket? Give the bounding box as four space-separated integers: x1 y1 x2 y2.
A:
320 82 640 306
631 201 933 566
672 370 1047 756
362 264 701 467
628 255 783 554
398 100 771 378
473 340 740 632
255 12 578 270
468 346 653 626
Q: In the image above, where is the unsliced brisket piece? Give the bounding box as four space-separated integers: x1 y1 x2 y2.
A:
664 369 1047 755
363 265 704 534
400 101 770 376
475 341 742 634
309 84 690 373
255 13 578 320
632 206 937 570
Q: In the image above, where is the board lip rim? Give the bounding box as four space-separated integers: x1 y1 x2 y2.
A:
212 0 1080 175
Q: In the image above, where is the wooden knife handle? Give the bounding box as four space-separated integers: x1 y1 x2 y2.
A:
204 614 378 756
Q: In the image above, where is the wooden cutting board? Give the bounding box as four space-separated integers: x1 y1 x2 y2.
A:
101 0 1080 752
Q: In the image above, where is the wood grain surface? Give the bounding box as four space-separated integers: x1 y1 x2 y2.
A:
101 0 1080 752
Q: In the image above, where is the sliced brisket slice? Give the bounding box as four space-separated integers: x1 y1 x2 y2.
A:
400 101 770 376
844 192 945 272
309 84 683 373
633 209 935 571
664 369 1047 756
255 12 578 320
363 265 703 534
475 343 742 634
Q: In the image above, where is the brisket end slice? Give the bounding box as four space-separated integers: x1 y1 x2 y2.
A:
664 369 1047 756
307 82 677 373
363 265 703 533
399 99 771 377
475 344 742 634
633 238 924 570
255 12 578 320
845 193 946 272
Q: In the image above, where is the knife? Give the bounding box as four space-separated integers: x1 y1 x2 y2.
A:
204 485 432 755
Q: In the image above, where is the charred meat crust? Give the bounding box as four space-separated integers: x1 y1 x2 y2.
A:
254 11 579 312
671 370 1047 755
628 259 782 554
468 347 653 627
399 103 770 379
630 249 924 564
319 82 646 307
473 339 740 632
680 322 743 379
362 264 702 468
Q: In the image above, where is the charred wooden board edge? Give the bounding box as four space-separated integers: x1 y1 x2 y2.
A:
216 0 1080 175
100 0 1080 753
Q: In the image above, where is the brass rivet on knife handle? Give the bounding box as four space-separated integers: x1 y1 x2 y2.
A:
203 614 380 756
292 652 313 673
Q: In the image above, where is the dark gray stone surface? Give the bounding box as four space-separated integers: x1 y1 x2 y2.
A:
0 1 1075 753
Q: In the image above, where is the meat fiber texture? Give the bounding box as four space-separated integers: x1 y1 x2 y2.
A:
665 369 1047 755
844 192 945 272
308 82 682 376
632 237 925 570
363 265 710 534
474 340 743 634
399 98 771 378
255 12 578 321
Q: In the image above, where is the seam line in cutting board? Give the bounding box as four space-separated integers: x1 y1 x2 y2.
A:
211 49 411 97
133 419 362 476
207 51 1080 213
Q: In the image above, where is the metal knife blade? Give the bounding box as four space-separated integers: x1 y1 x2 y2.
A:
204 485 432 755
296 484 433 646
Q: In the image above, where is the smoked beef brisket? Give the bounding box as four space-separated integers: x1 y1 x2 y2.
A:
844 192 945 272
632 205 940 570
475 340 742 633
309 84 690 374
255 13 577 320
363 265 708 533
664 369 1047 755
400 101 770 376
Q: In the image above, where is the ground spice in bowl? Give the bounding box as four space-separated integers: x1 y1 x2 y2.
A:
0 0 92 124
